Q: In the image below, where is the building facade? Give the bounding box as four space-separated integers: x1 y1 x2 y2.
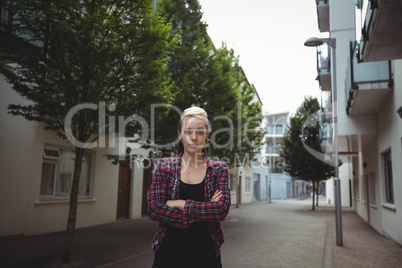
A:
0 75 155 237
0 5 155 237
311 0 402 245
263 112 304 199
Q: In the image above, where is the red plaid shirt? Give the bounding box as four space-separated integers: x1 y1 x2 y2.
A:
147 154 231 256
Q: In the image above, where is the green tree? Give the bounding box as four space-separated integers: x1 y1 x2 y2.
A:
279 96 336 210
0 0 174 263
153 0 265 164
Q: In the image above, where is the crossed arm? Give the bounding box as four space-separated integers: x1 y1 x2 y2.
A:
166 190 222 210
147 160 231 229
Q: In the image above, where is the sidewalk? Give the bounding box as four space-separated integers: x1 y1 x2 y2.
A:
0 200 401 267
301 204 402 268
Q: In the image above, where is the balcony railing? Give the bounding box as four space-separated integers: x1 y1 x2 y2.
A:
318 111 333 153
316 0 329 33
0 2 42 50
356 0 402 62
347 41 393 115
265 147 280 154
316 43 331 91
269 167 283 174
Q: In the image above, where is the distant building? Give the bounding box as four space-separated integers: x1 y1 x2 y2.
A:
262 112 304 199
229 70 268 205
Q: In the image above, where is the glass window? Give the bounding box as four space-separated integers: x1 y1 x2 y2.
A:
276 125 283 134
229 174 235 192
40 147 92 199
40 161 56 196
383 150 394 204
276 143 282 150
43 148 60 159
245 177 251 193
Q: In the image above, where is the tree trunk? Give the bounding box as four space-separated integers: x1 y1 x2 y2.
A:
312 181 316 210
62 148 85 263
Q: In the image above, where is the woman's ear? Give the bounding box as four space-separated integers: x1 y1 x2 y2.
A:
178 130 182 140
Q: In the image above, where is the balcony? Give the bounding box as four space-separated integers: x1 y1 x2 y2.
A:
347 42 393 115
265 146 280 155
269 167 283 174
316 43 331 91
356 0 402 62
318 111 333 153
316 0 329 32
0 2 42 64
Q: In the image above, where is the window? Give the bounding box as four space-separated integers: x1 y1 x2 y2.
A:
271 159 283 173
229 173 236 192
383 150 394 204
276 125 283 134
276 143 281 153
245 177 251 193
40 147 92 199
369 173 376 205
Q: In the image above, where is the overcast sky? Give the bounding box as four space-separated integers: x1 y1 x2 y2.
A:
198 0 329 115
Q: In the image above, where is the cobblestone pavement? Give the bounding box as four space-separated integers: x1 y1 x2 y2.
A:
301 205 402 268
1 199 401 268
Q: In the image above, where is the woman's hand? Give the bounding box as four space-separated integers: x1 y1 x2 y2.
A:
211 189 222 202
166 200 186 211
166 189 222 211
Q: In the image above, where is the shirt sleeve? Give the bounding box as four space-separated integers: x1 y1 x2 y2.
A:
182 162 231 223
147 159 189 229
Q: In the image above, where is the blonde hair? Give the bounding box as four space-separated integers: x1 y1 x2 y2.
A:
178 106 211 133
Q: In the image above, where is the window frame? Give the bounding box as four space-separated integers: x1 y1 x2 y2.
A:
43 148 60 160
382 149 394 204
40 159 58 198
40 146 93 201
275 125 283 135
229 173 236 193
245 177 251 193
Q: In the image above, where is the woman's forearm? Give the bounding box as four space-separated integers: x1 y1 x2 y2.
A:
166 199 186 211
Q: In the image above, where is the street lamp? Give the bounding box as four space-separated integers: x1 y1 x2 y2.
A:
304 37 343 246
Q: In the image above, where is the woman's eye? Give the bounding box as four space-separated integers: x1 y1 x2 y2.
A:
197 130 205 135
184 130 192 135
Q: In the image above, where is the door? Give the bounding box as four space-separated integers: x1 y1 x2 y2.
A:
366 175 370 223
142 159 154 216
116 162 131 220
238 176 242 204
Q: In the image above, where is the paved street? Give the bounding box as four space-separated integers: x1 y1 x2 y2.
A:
1 199 402 267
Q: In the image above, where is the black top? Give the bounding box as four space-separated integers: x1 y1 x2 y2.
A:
153 179 221 267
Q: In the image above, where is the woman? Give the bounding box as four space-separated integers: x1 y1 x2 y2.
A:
147 106 231 268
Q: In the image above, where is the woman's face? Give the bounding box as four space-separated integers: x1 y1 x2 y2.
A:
179 117 209 155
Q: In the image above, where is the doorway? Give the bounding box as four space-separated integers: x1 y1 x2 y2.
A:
117 162 131 220
142 159 154 216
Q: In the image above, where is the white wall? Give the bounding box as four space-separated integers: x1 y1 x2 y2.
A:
0 75 35 236
361 137 382 233
376 59 402 244
23 127 121 236
325 161 352 207
0 74 132 237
